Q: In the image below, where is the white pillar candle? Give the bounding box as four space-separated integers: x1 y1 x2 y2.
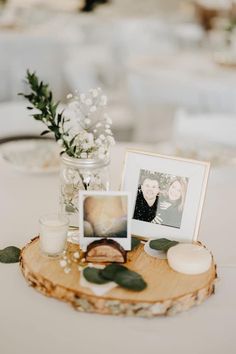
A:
39 214 69 257
167 243 212 275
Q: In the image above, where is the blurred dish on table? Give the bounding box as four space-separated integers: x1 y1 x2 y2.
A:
0 136 60 173
213 50 236 68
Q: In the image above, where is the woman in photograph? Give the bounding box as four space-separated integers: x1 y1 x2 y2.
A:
153 178 187 229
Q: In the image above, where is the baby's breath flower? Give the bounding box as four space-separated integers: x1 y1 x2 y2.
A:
90 106 97 113
66 93 73 99
91 89 98 97
100 95 107 106
81 152 87 158
22 73 115 160
85 98 92 106
84 118 91 125
104 113 112 125
95 138 102 145
57 139 63 146
73 251 80 259
98 146 105 154
64 267 71 274
59 259 67 268
107 135 115 145
83 143 93 150
80 93 86 102
87 133 94 142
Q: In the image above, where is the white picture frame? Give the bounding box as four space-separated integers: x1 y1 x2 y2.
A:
121 150 210 242
79 191 131 251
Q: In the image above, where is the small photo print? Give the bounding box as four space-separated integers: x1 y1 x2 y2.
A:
133 169 188 229
83 195 128 238
80 191 131 251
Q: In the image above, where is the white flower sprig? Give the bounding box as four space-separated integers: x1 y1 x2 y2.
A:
62 88 115 160
21 71 115 160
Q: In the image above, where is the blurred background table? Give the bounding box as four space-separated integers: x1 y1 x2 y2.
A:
1 0 236 143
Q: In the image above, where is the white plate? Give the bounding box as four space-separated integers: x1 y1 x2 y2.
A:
0 138 60 174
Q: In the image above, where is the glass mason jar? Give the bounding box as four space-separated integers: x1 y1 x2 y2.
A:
59 154 110 239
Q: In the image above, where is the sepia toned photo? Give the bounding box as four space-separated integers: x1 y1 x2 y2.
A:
79 191 131 250
133 169 188 229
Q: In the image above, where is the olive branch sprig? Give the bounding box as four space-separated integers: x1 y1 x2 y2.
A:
19 70 78 157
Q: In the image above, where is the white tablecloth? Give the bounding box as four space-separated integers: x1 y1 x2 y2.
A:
0 143 236 354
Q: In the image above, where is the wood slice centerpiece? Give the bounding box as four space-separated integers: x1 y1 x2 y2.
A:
20 237 217 317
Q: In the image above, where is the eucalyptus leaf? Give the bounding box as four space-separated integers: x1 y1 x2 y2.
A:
0 246 21 263
149 238 179 252
131 237 141 251
65 205 76 213
83 267 110 285
115 270 147 291
40 130 50 136
100 264 128 281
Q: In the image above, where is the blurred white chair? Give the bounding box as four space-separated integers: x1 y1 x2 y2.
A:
64 45 116 92
173 109 236 147
0 33 68 102
106 104 134 142
127 66 176 143
172 23 204 49
0 101 45 138
114 18 177 62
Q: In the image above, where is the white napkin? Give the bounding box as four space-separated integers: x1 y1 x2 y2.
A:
80 265 117 296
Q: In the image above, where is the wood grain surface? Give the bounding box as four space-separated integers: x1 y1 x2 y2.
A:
20 237 217 317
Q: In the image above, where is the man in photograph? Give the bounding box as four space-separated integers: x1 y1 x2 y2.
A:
133 171 160 222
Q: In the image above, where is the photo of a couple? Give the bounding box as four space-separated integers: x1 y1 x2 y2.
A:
133 169 188 229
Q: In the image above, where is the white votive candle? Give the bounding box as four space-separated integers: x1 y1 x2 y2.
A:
39 214 69 257
167 243 212 275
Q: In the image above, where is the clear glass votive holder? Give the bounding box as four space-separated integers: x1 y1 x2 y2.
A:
39 213 69 257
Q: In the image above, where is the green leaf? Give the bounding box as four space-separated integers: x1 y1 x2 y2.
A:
69 135 77 146
100 264 128 281
51 102 59 116
131 237 141 250
57 112 62 125
0 246 21 263
83 267 110 285
65 205 76 213
114 270 147 291
33 114 42 121
149 238 179 252
40 130 50 136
